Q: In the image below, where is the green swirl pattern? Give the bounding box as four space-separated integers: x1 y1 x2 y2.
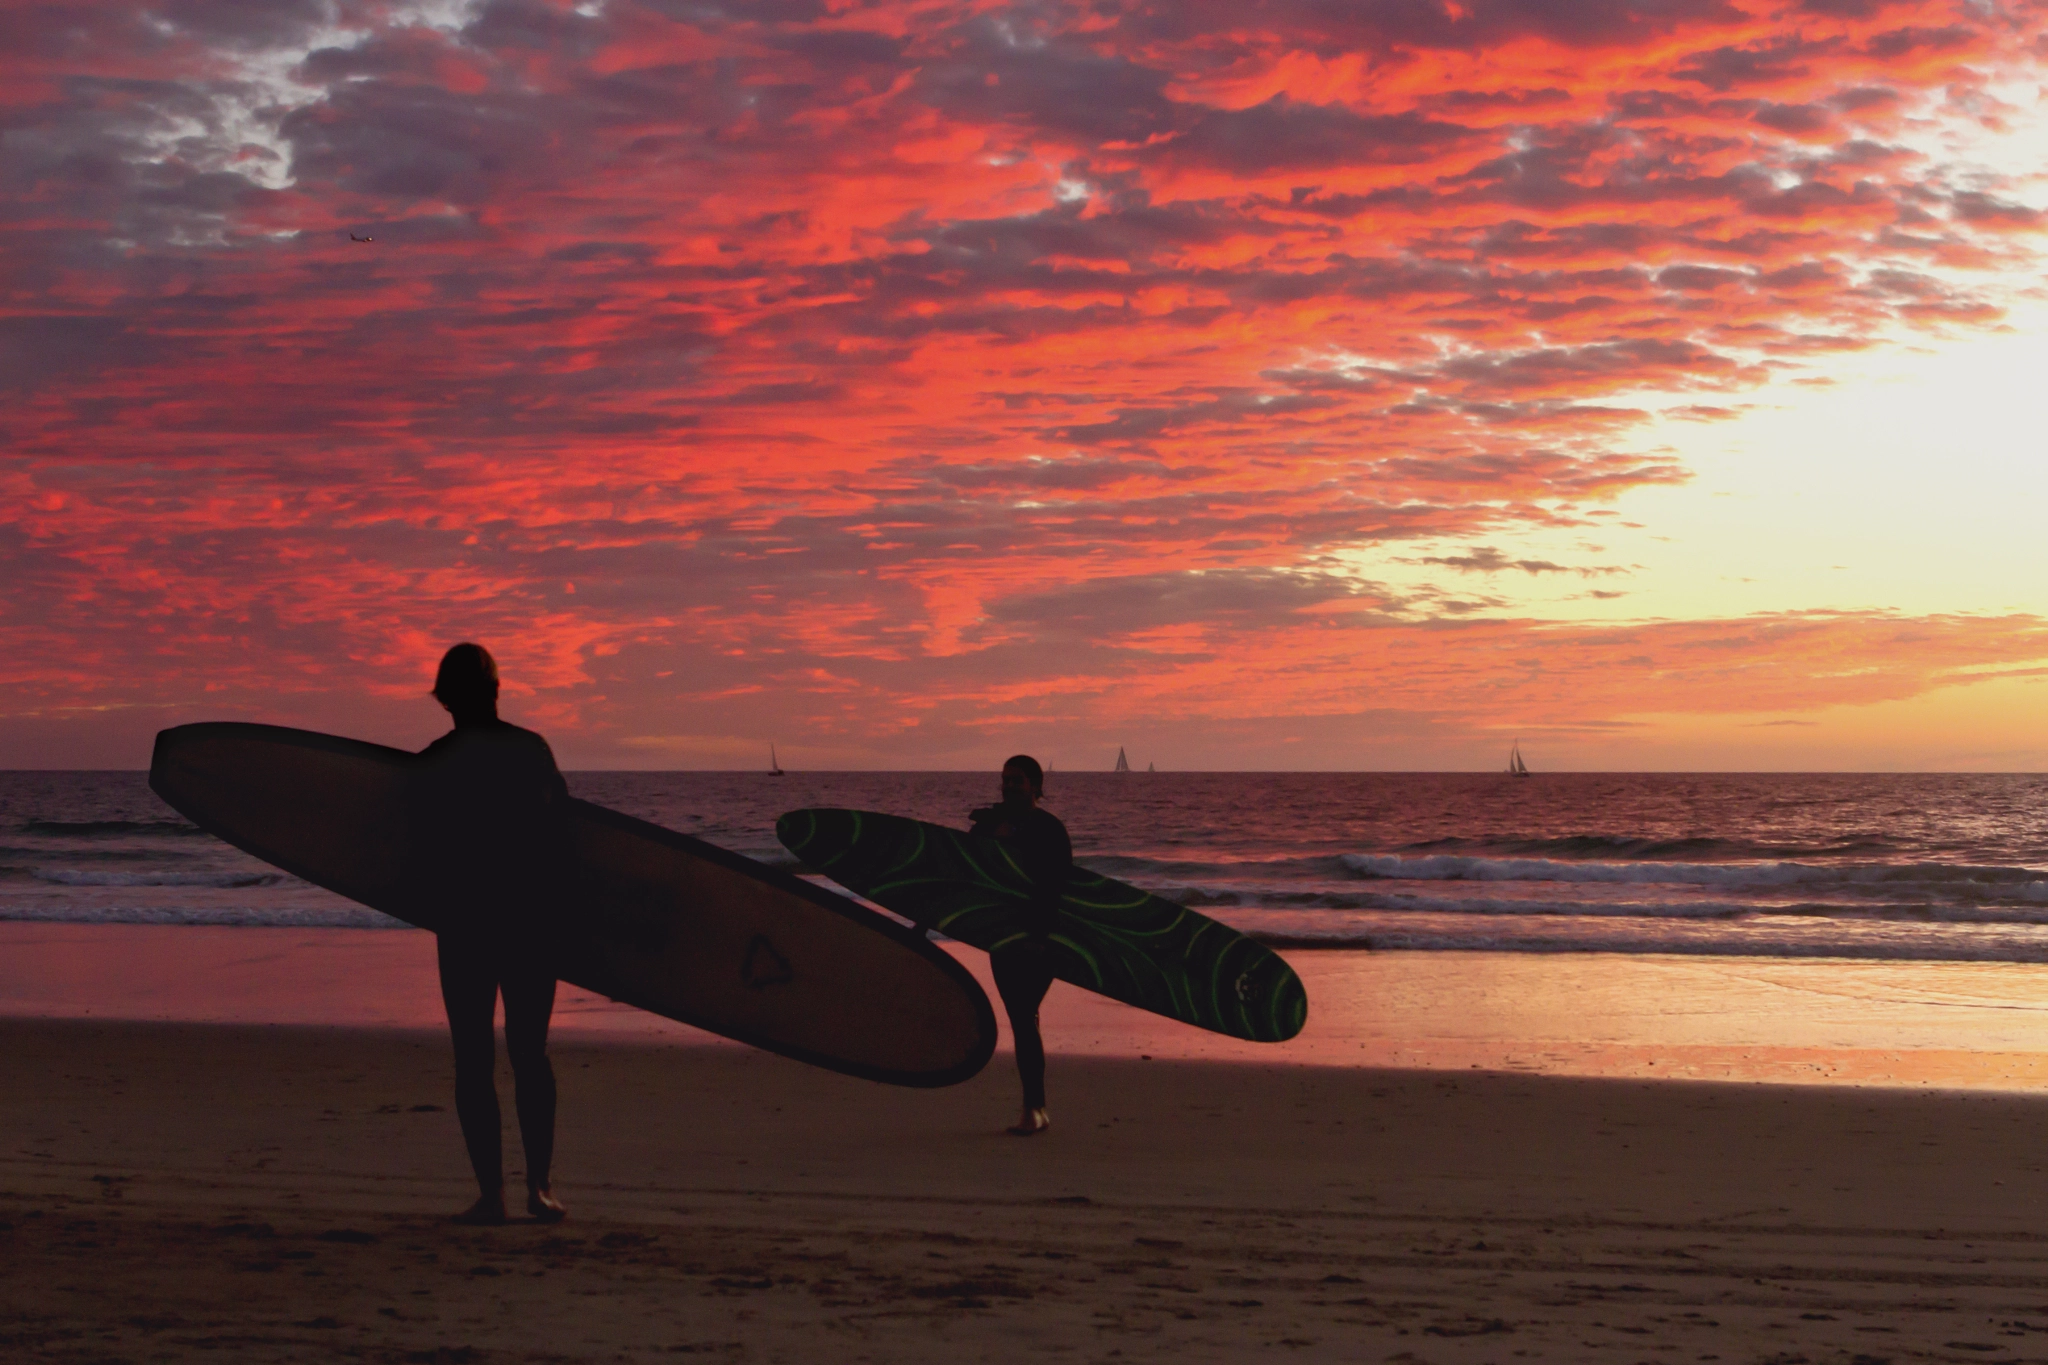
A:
777 807 1307 1043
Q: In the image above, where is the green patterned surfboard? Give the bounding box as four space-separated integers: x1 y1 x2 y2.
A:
777 808 1306 1043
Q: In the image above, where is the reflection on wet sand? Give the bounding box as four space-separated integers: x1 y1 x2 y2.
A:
10 923 2048 1089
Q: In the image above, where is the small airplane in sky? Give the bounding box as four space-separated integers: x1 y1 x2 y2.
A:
349 232 374 242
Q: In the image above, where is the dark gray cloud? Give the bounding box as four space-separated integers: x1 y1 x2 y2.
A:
3 0 2044 765
1158 96 1475 173
1398 545 1632 576
914 15 1178 144
981 567 1391 638
1114 0 1745 56
1675 36 1831 90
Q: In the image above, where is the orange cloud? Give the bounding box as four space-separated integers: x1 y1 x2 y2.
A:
3 0 2047 765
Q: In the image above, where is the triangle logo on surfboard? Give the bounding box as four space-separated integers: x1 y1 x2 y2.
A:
740 935 794 989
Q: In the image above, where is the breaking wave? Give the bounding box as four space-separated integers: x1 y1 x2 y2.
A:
0 904 403 929
33 868 286 889
21 819 207 838
1339 853 2048 900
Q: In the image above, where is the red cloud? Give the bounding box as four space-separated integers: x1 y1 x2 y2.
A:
3 0 2046 764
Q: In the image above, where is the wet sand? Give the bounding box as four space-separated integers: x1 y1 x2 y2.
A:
14 922 2048 1086
8 925 2048 1358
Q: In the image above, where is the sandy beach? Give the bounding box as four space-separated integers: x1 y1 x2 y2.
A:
10 927 2048 1360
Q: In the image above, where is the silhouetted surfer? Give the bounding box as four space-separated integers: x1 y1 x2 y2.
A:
969 755 1071 1136
416 643 570 1225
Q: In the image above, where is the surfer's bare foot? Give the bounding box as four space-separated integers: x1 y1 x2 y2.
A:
526 1186 567 1223
451 1192 507 1226
1006 1107 1050 1137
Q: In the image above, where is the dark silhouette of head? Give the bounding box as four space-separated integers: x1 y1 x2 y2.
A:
1001 754 1044 806
433 643 500 722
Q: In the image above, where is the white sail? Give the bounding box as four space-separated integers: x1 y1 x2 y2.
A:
769 743 784 776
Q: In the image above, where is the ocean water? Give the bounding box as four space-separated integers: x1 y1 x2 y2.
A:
8 769 2048 962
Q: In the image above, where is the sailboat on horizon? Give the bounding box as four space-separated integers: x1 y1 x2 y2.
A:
1506 740 1530 777
1114 746 1131 773
769 743 785 776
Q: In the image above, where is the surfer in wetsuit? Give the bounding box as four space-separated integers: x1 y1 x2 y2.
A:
417 643 570 1225
970 755 1072 1137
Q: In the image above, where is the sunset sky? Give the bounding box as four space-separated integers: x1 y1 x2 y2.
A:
7 0 2048 771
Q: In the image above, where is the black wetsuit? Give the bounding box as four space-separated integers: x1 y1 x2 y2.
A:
416 719 570 1195
969 802 1072 1111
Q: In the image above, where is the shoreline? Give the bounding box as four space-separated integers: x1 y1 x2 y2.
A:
12 921 2048 1089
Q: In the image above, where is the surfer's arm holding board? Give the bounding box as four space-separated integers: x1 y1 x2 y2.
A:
972 755 1071 1137
417 721 672 953
967 801 1072 934
415 643 570 1226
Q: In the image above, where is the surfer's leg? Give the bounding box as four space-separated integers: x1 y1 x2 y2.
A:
502 967 560 1217
436 936 505 1217
992 944 1055 1134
